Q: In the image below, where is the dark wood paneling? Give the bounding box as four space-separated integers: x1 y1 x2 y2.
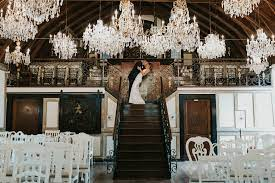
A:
12 99 41 134
59 93 103 134
179 94 217 160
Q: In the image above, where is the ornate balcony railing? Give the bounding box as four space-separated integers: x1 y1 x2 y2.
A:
161 59 272 89
6 59 122 92
5 59 272 94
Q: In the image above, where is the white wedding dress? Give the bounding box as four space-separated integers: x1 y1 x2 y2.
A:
129 73 145 104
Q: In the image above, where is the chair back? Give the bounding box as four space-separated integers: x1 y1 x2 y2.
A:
186 136 215 161
46 142 73 183
232 152 271 182
15 143 50 183
256 134 275 149
44 130 60 138
10 131 28 144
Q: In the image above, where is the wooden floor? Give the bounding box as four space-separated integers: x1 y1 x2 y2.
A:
94 162 173 183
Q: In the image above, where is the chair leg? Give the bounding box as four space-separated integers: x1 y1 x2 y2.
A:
84 172 90 183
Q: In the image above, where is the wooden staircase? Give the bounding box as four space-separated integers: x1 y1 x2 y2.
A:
114 103 170 180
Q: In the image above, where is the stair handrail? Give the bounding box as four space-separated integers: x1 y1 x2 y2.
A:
159 77 176 177
111 76 122 177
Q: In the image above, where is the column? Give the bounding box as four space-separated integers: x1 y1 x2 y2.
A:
0 63 7 130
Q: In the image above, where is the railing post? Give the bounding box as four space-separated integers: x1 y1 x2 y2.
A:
271 64 275 88
102 59 105 87
177 59 180 87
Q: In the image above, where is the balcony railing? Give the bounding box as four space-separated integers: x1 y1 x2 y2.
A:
6 59 122 93
5 59 272 93
162 59 272 89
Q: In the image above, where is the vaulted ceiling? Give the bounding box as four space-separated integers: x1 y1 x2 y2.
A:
0 0 274 60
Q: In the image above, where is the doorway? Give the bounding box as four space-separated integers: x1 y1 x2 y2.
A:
7 95 43 135
179 94 217 160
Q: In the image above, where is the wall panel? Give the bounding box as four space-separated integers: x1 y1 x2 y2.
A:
217 93 235 128
0 71 5 129
236 93 254 128
43 98 59 130
254 93 274 128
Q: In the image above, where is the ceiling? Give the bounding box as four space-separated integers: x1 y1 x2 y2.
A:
0 0 274 60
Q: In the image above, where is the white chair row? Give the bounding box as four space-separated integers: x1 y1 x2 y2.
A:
176 136 275 183
0 131 93 183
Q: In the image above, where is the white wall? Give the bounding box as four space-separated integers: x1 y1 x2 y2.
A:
217 92 275 130
0 70 5 129
43 98 59 131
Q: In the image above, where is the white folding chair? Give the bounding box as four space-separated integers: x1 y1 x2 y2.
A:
14 143 50 183
46 142 78 183
232 152 272 183
72 133 94 183
44 130 60 138
10 131 28 144
183 136 229 183
256 134 275 150
0 144 16 182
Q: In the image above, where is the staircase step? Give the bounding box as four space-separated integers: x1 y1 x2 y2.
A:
120 128 161 135
123 108 160 116
115 169 170 179
118 151 164 159
117 160 168 170
122 116 161 121
123 104 159 110
120 122 161 128
119 135 162 144
119 143 164 151
123 112 160 117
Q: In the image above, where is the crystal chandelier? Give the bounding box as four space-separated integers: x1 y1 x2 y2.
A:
246 28 275 74
0 2 38 42
197 34 226 59
4 41 31 66
141 21 171 56
246 58 269 75
111 0 144 47
9 0 63 25
83 19 124 56
166 0 200 52
246 28 275 62
222 0 261 18
49 31 77 59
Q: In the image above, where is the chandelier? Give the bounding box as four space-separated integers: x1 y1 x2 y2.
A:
49 31 77 59
111 0 144 47
246 28 275 74
166 0 200 52
0 2 38 42
83 19 124 56
246 58 269 75
222 0 261 18
246 28 275 62
141 22 171 56
4 41 31 66
197 34 226 59
9 0 63 25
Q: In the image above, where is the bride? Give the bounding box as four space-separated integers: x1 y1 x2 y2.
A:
129 61 151 104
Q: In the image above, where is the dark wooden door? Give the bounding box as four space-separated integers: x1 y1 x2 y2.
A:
12 99 41 134
183 99 211 159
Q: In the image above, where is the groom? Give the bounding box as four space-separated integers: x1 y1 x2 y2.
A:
128 61 145 96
